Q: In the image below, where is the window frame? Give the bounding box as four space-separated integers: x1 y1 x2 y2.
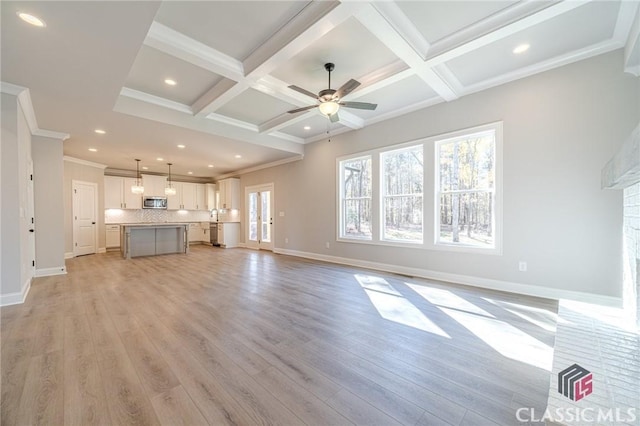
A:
380 144 424 245
433 122 503 255
337 154 374 241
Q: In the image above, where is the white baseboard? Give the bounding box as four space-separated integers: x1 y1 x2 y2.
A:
273 248 623 308
64 252 73 259
35 266 67 277
0 277 31 306
97 247 106 254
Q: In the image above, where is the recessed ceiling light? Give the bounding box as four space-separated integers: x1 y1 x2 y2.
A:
88 148 97 152
188 171 193 175
17 12 46 27
164 78 177 86
207 164 214 168
513 43 530 54
303 126 311 130
177 144 185 149
94 129 106 135
157 157 164 161
142 166 149 170
234 155 242 159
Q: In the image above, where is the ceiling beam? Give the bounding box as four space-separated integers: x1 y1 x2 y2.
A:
355 3 458 102
191 78 238 116
619 1 640 76
423 1 592 68
144 22 244 81
115 92 304 155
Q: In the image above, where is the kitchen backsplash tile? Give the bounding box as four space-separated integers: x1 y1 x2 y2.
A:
105 209 211 224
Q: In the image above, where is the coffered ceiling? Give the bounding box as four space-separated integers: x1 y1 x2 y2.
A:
2 1 639 178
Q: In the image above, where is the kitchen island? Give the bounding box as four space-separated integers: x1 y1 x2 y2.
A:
121 223 189 259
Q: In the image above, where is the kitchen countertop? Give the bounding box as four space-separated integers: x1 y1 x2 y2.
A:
120 222 190 227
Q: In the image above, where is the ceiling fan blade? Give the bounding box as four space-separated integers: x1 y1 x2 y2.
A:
329 112 340 123
288 85 318 100
340 101 377 110
287 105 317 114
335 79 360 99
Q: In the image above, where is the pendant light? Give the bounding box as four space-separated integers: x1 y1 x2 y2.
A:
131 159 144 194
165 163 176 195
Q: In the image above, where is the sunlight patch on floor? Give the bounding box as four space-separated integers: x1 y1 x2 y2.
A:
440 307 553 371
355 275 450 338
407 284 494 318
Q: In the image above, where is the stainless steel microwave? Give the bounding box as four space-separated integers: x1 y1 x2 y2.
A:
142 196 167 209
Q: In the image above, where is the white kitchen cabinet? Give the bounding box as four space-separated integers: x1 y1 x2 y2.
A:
141 174 167 197
195 184 206 210
218 222 239 248
167 182 197 210
218 178 240 210
104 176 142 209
106 224 121 249
182 183 197 210
188 222 200 243
206 184 217 210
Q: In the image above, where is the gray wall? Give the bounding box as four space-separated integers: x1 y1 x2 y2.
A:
33 136 65 271
63 160 106 255
239 50 639 300
1 93 32 299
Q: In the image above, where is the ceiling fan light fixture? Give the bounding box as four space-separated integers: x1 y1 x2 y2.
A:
319 101 339 117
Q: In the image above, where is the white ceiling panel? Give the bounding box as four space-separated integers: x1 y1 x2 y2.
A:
154 1 310 60
271 17 402 96
216 88 297 126
396 1 518 44
446 1 622 87
349 75 439 119
279 114 346 139
125 45 223 106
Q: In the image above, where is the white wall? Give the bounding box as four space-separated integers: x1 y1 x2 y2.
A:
239 50 639 303
63 159 106 255
1 93 33 304
32 136 66 274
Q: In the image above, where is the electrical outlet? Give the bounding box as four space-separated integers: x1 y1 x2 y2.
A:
325 242 330 249
519 261 527 272
279 211 285 217
285 237 289 244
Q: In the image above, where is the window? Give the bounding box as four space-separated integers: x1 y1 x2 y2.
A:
381 145 423 243
339 156 372 239
336 122 501 254
436 127 498 251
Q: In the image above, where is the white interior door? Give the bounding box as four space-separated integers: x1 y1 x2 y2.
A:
246 184 274 251
26 160 35 279
73 180 98 256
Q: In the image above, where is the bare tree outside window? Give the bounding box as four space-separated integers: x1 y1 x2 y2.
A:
437 132 495 248
381 145 423 242
340 156 372 239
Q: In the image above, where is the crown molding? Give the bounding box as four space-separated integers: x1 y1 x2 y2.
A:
34 129 70 141
63 156 107 169
1 82 71 140
214 154 304 179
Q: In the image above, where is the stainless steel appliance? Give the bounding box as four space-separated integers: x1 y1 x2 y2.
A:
210 223 219 246
142 196 167 209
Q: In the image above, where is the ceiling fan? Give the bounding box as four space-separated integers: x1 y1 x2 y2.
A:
287 63 377 123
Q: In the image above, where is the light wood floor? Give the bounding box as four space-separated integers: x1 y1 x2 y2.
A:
1 246 557 425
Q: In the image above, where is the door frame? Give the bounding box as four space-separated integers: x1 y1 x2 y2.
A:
72 180 98 257
245 183 274 251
